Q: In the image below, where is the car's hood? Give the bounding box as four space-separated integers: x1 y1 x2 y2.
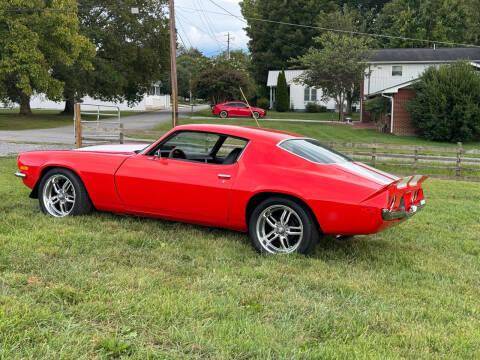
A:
74 143 150 154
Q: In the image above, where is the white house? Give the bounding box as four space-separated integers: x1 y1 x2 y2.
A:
266 70 337 111
362 47 480 135
28 82 170 111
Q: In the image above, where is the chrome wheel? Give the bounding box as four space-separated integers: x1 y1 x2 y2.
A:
256 204 304 254
42 174 76 217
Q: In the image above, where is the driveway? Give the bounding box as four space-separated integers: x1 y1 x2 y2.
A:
0 106 208 156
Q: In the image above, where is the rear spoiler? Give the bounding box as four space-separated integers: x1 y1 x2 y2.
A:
362 175 428 203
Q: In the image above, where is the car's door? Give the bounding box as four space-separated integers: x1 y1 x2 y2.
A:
115 131 246 226
236 102 250 117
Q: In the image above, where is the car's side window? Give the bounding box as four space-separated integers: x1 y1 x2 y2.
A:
216 137 248 160
157 131 220 158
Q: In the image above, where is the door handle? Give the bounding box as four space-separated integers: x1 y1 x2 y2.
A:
218 174 231 180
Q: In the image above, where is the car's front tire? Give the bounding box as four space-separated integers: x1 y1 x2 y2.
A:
248 197 319 254
252 111 260 119
219 110 228 118
39 168 92 217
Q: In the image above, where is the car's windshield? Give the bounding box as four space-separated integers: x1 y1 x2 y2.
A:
279 139 351 164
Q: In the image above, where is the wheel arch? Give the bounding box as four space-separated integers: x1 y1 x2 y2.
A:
245 192 322 233
30 165 88 200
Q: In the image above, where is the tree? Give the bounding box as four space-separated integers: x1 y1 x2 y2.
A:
240 0 332 89
296 33 370 121
54 0 170 114
0 0 95 115
193 62 254 104
177 47 208 100
375 0 480 48
407 62 480 142
275 70 289 112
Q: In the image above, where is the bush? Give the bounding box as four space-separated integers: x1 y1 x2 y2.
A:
256 97 269 110
275 70 289 112
305 102 328 113
408 62 480 142
364 96 389 122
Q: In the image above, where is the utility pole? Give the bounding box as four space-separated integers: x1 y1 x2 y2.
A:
169 0 179 127
226 32 231 60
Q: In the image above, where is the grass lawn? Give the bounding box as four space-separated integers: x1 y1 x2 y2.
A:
188 108 360 121
0 156 479 358
0 109 144 131
139 117 480 151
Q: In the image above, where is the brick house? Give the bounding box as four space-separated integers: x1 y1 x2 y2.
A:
361 48 480 135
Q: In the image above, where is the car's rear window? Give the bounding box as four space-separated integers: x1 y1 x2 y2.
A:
279 139 351 164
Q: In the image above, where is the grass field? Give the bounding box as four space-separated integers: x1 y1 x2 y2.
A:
0 109 143 131
0 157 479 358
135 116 480 151
190 108 360 121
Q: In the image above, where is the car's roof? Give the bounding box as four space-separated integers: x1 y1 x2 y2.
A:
173 124 300 143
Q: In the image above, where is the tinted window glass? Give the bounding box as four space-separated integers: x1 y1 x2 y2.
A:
162 131 220 156
279 139 351 164
216 137 248 158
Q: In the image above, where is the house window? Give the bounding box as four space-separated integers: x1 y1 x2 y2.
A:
304 87 318 101
304 87 310 101
392 65 403 76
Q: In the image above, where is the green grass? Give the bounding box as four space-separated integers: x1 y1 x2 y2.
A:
1 157 479 358
137 117 480 151
0 109 144 131
190 108 360 121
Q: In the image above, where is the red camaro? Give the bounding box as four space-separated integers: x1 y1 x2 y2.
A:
212 101 266 119
15 124 427 254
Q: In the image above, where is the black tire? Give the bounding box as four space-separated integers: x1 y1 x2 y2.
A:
219 110 228 118
252 111 260 119
38 168 92 217
248 197 319 255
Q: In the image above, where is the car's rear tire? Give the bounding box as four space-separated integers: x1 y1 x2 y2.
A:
248 197 319 255
219 110 228 118
38 168 92 217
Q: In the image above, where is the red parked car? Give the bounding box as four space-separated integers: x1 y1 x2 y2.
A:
15 124 427 255
212 101 266 119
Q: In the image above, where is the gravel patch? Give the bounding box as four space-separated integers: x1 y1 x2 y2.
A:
0 142 71 157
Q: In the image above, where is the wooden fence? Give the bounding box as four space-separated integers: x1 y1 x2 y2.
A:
328 141 480 180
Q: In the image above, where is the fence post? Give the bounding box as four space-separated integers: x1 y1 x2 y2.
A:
119 123 124 144
371 145 376 167
413 147 418 171
74 103 82 148
456 142 463 177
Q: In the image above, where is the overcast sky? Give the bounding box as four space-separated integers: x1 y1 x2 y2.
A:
175 0 248 56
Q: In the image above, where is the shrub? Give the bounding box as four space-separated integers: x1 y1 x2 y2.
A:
408 62 480 142
305 102 328 113
364 96 389 122
256 97 269 110
275 70 289 112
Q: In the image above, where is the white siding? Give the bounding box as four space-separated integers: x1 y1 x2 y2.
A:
289 83 337 111
28 94 171 111
364 63 439 95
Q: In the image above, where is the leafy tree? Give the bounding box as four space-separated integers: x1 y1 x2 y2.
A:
375 0 480 48
177 47 209 100
192 61 254 104
275 70 289 112
407 62 480 142
0 0 95 115
55 0 170 114
296 33 370 121
240 0 332 89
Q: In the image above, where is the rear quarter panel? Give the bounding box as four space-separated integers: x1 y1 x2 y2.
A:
230 141 386 234
18 151 130 212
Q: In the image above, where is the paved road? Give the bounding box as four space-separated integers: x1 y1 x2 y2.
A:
0 106 208 156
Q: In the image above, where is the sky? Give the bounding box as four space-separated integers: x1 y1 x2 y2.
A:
175 0 249 57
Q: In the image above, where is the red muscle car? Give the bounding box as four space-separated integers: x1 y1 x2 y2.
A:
212 102 266 119
15 124 427 254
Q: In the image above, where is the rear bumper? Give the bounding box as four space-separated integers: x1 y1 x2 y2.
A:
382 200 426 221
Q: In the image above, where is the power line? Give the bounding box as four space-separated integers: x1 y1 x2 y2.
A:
176 15 194 49
188 1 480 49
